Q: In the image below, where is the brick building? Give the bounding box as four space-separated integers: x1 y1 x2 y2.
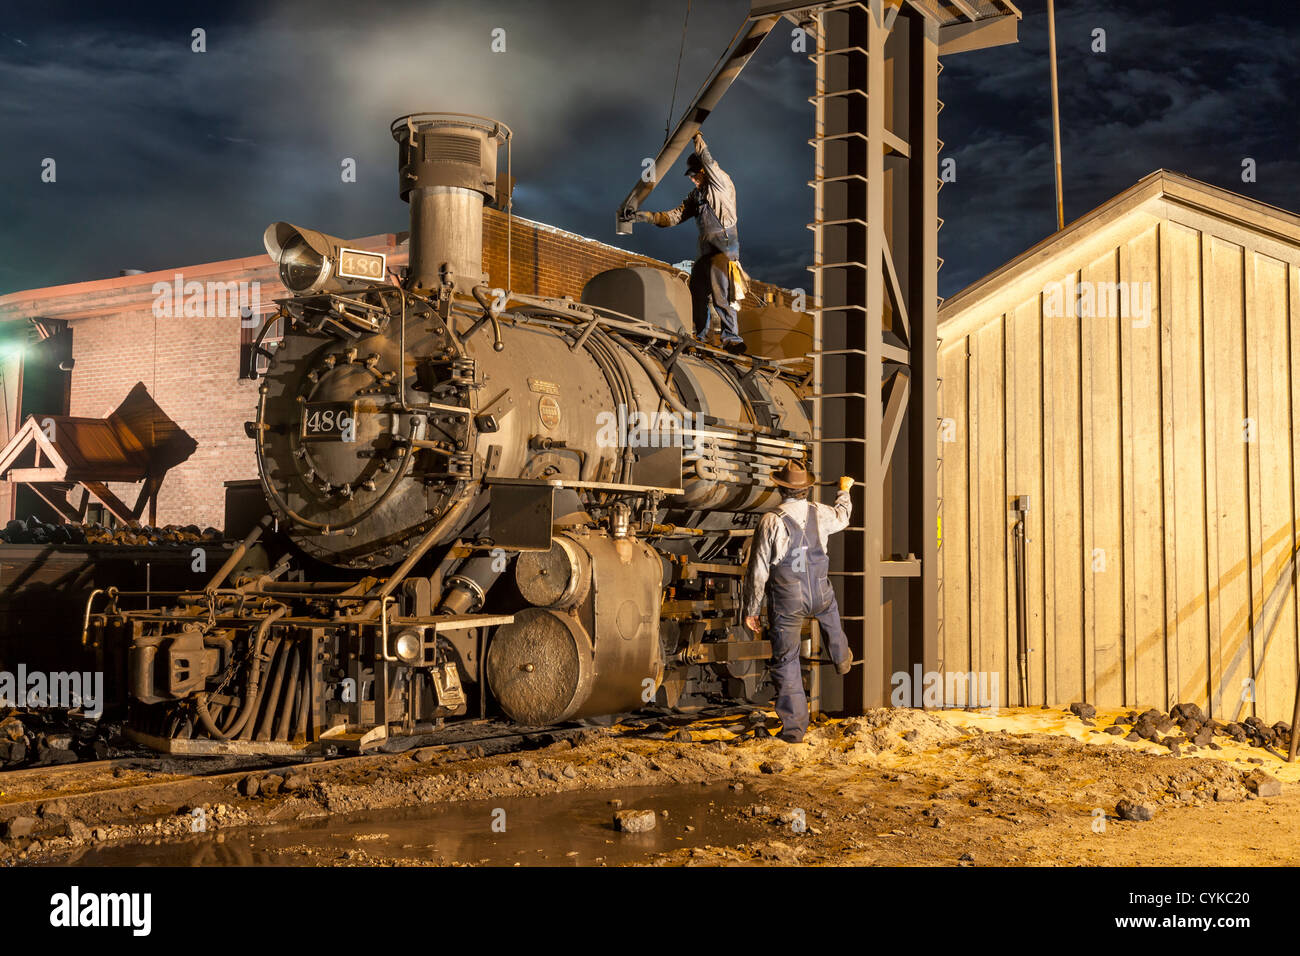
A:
0 208 792 528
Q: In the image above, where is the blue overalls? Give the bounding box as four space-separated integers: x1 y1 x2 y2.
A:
766 506 850 739
689 194 742 345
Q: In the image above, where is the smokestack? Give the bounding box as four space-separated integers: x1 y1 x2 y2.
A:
391 113 510 294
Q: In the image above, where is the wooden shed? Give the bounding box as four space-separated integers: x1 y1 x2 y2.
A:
937 170 1300 723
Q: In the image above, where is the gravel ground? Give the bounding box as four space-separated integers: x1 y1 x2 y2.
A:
2 706 1294 866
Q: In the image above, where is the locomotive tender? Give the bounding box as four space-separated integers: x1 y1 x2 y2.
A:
95 114 814 753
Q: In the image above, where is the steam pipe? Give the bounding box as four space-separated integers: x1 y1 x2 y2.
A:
292 673 309 741
194 693 226 742
205 515 271 594
607 331 691 417
359 493 476 619
274 645 301 741
615 12 782 231
254 638 291 741
216 605 287 740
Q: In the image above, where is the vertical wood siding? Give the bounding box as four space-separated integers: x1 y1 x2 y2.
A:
939 208 1300 722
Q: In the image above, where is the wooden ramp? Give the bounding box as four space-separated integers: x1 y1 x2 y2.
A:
0 382 197 526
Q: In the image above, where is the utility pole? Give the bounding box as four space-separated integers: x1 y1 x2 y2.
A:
1048 0 1065 230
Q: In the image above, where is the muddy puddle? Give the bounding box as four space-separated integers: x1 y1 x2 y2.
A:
43 783 777 867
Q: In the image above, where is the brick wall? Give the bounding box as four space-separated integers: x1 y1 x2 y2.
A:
70 308 260 530
480 207 791 305
2 209 791 529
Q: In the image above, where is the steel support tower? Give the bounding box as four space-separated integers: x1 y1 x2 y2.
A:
618 0 1021 712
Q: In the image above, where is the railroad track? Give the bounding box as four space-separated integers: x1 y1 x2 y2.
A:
0 702 759 837
0 720 593 823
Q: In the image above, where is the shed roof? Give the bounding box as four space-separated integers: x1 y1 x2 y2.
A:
937 170 1300 344
908 0 1022 27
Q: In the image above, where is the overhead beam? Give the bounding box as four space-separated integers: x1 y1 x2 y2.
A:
945 0 981 20
749 0 821 16
616 14 783 232
8 468 68 483
938 14 1018 55
750 0 905 18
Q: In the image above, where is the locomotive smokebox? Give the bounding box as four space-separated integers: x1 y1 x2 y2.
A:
391 113 509 294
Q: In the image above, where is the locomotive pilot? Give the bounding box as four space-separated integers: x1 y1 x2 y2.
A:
742 460 855 743
632 131 748 355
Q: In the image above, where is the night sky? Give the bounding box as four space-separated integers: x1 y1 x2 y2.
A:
0 0 1295 300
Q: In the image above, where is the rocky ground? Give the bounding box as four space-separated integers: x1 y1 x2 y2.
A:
1 704 1296 866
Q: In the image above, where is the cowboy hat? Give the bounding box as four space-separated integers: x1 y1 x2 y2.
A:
771 459 815 489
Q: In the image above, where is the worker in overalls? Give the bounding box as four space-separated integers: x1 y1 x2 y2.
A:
742 460 855 742
632 132 747 354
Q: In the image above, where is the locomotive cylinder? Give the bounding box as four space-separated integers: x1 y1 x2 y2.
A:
486 530 663 725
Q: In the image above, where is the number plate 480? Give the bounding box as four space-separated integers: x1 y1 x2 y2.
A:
302 402 356 442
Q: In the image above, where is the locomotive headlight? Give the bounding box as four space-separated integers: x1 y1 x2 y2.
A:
263 221 386 295
394 628 423 664
277 233 330 294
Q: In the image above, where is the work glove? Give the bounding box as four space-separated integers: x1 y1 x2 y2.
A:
633 210 655 224
838 476 855 492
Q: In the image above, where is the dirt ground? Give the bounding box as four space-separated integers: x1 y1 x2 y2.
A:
2 705 1296 866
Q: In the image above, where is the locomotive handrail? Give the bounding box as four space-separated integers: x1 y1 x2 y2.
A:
245 308 284 380
507 305 810 385
484 475 685 495
378 596 397 662
507 292 667 338
80 588 107 646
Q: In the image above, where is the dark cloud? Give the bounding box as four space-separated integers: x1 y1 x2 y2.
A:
0 0 1295 300
938 0 1299 294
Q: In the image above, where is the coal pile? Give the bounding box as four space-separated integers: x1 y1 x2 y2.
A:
1071 700 1292 758
0 709 122 769
0 516 221 547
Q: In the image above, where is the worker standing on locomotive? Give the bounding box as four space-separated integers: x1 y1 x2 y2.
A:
632 131 748 354
742 460 855 743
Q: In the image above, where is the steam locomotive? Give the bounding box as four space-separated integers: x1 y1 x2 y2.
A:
94 114 814 754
